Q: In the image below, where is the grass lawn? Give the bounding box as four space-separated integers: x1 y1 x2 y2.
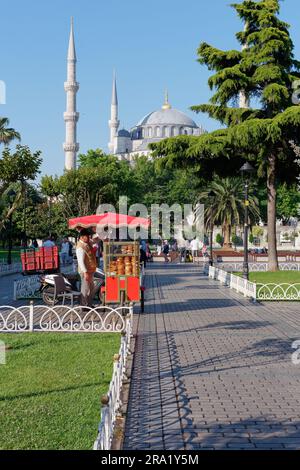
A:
0 249 21 263
242 271 300 284
0 332 120 450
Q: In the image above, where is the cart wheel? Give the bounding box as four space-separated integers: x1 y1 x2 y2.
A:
42 286 58 306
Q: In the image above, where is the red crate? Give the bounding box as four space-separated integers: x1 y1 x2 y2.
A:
21 247 59 273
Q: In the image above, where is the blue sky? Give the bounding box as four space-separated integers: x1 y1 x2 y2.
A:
1 0 299 176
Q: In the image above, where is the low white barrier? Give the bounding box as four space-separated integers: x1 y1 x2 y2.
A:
216 262 300 272
208 266 300 301
0 304 133 333
93 317 132 450
209 266 257 299
256 283 300 301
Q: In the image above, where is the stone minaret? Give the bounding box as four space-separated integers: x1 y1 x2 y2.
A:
108 71 120 153
64 18 79 170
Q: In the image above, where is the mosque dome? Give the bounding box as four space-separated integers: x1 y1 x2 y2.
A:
131 92 201 141
136 108 197 128
118 128 131 137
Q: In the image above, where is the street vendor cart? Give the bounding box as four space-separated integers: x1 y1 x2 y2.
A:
68 212 149 311
102 240 143 307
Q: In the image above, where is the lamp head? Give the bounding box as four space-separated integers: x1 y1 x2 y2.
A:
240 162 255 176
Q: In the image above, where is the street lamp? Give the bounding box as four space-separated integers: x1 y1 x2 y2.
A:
240 162 255 280
7 189 16 265
21 179 28 248
207 190 215 266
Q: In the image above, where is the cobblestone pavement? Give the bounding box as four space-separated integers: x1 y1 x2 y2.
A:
0 273 23 306
123 264 300 450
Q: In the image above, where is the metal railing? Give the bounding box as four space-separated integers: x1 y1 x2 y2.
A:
208 266 300 301
93 316 132 450
256 283 300 301
0 304 133 333
208 266 257 300
215 262 300 272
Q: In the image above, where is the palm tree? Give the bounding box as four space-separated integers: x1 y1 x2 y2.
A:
198 176 260 250
0 118 21 145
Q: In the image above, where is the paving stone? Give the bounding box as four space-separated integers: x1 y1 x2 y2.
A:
123 264 300 450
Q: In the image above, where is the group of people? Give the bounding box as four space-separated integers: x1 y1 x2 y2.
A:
156 238 208 263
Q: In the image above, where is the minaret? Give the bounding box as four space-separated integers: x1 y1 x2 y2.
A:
64 17 79 170
108 71 120 154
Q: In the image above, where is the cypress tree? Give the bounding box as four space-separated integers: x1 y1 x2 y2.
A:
152 0 300 271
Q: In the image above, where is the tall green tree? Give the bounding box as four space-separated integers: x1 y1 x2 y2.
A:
198 176 260 248
152 0 300 270
0 118 20 146
0 145 42 230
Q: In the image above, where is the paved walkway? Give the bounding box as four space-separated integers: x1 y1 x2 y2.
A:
123 264 300 450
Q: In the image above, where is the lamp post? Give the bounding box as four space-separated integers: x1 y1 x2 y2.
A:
240 162 255 280
207 190 215 266
7 189 16 265
21 179 27 248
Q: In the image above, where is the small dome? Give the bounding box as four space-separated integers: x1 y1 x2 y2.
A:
136 108 197 128
118 128 130 137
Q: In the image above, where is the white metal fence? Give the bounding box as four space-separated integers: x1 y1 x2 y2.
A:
0 304 133 333
256 283 300 301
208 266 257 299
215 262 300 272
93 317 132 450
208 266 300 301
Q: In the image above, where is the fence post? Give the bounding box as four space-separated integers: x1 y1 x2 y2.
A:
29 301 34 332
13 282 17 301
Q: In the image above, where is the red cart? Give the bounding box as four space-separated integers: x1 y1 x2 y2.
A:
21 247 59 275
68 213 150 311
102 241 143 307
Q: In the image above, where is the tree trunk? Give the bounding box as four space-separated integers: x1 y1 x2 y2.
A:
267 153 279 271
223 223 232 250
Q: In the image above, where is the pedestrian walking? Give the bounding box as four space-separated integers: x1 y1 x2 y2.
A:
162 240 170 263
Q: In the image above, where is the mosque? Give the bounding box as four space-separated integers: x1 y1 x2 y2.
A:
63 20 205 170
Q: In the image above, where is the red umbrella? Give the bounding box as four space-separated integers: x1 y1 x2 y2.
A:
68 212 150 230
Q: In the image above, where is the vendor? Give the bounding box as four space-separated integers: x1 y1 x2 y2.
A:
76 229 97 307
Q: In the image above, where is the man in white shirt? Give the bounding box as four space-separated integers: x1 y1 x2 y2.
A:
76 229 97 307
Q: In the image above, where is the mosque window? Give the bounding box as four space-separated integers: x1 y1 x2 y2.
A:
148 127 152 138
156 127 160 137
